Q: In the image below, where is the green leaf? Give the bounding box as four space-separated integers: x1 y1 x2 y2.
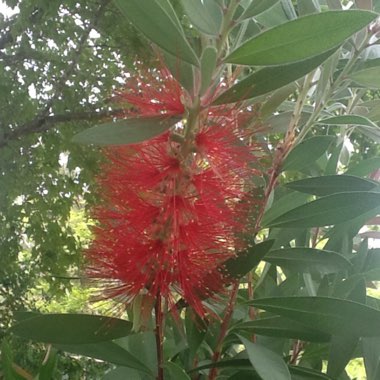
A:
0 339 24 380
200 46 218 94
363 337 380 380
73 116 180 146
284 175 378 196
345 157 380 177
181 0 223 36
239 336 292 380
114 0 199 66
261 83 297 118
282 136 335 172
185 309 207 361
103 367 148 380
222 240 274 279
251 296 380 336
289 366 333 379
214 49 335 104
297 0 321 15
317 114 379 128
163 51 194 93
264 247 352 274
38 348 58 380
225 10 376 65
233 316 331 342
265 191 380 228
54 341 151 374
349 66 380 88
163 361 191 380
188 358 252 373
240 0 280 19
262 191 310 226
327 335 359 378
10 313 133 344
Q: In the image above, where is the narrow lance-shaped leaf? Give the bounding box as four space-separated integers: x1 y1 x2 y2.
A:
214 49 336 104
233 316 331 342
282 136 335 172
251 296 380 336
114 0 199 66
54 341 152 374
265 191 380 228
10 313 133 344
181 0 223 36
284 175 378 196
349 66 380 88
239 336 292 380
239 0 280 20
73 116 180 146
222 240 274 280
317 114 379 128
225 10 376 65
264 247 352 274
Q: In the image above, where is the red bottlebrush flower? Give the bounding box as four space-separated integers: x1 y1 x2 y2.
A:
86 68 262 317
115 66 185 117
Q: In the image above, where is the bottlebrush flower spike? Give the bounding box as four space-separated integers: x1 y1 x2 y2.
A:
114 66 185 117
86 67 262 317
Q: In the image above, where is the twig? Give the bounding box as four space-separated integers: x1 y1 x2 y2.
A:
0 108 122 148
155 293 165 380
208 282 239 380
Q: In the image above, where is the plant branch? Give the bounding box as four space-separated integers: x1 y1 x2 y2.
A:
208 282 239 380
155 293 165 380
0 108 122 148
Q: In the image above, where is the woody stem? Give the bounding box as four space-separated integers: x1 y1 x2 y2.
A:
208 282 240 380
155 293 164 380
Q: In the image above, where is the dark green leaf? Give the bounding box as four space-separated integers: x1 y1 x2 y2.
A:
289 366 333 379
103 367 148 380
225 11 376 65
0 339 24 380
222 240 274 279
240 0 280 20
214 50 335 104
251 296 380 336
233 316 331 342
317 114 379 128
265 191 380 228
264 247 352 274
327 335 359 378
282 136 335 172
114 0 199 65
349 66 380 88
181 0 223 36
188 358 251 373
38 348 58 380
73 116 180 146
363 337 380 380
55 341 151 374
284 175 378 196
200 46 218 94
239 336 292 380
345 157 380 177
163 361 191 380
10 313 133 344
262 191 310 226
297 0 321 15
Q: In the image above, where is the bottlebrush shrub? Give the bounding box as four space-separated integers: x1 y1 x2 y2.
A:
85 67 263 317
